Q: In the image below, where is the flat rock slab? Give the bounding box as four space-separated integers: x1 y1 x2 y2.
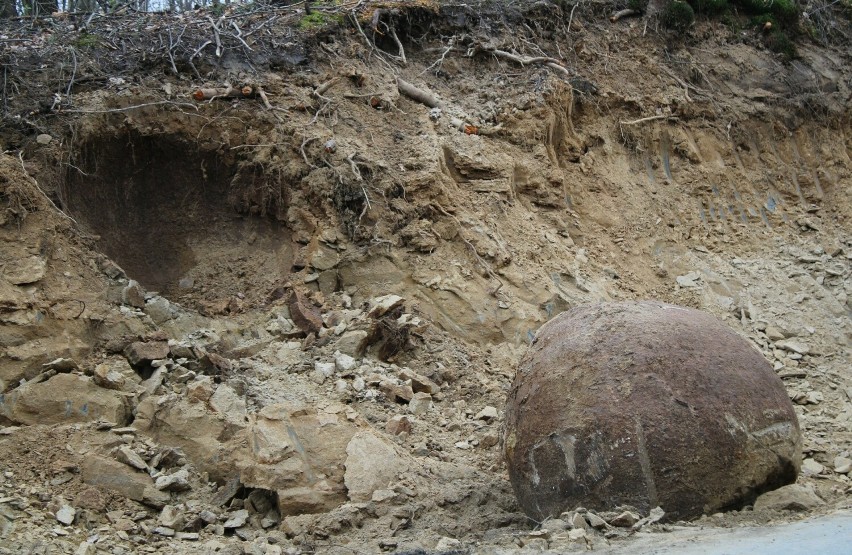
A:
0 373 131 426
503 301 802 521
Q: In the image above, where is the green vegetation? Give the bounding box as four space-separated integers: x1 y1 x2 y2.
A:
73 32 100 49
675 0 803 60
689 0 728 15
298 11 344 30
661 0 696 29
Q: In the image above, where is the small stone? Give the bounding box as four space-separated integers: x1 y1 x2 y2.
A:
805 391 824 405
125 341 170 366
37 133 53 145
199 510 218 524
802 458 825 476
42 358 79 372
371 489 397 503
368 295 405 318
380 381 414 403
175 532 199 541
152 526 175 537
115 446 148 471
475 406 499 421
398 368 441 395
386 415 412 436
74 542 96 555
834 456 852 474
765 326 786 341
754 483 824 511
93 364 127 391
336 330 369 357
775 339 809 355
223 509 249 529
334 351 358 373
155 469 191 492
568 528 586 541
454 441 471 450
675 272 701 288
586 513 608 529
435 537 461 551
4 255 46 284
352 376 366 392
56 504 76 525
408 392 433 415
310 246 339 271
311 362 336 384
479 432 499 449
159 505 185 531
288 289 323 334
122 280 146 309
542 518 568 532
571 512 589 531
609 510 639 527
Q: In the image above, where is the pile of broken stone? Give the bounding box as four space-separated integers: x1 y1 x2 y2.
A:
0 268 494 553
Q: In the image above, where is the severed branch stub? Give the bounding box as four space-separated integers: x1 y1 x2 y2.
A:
610 9 642 23
192 85 257 102
396 77 442 109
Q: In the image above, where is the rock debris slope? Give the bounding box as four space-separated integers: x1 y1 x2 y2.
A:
0 2 850 554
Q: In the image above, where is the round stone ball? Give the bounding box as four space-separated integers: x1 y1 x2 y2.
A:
502 301 802 521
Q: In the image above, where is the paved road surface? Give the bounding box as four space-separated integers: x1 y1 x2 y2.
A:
606 511 852 554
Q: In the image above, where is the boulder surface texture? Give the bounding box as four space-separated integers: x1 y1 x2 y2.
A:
503 301 801 521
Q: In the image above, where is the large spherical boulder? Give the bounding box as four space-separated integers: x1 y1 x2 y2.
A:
503 301 801 521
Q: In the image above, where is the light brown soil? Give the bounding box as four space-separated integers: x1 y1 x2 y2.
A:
0 2 850 554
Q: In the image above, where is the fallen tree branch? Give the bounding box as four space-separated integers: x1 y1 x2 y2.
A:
192 85 256 102
314 77 339 100
483 48 573 79
396 77 442 109
257 87 273 110
18 152 79 226
620 115 679 125
610 9 642 23
63 100 198 114
421 36 455 75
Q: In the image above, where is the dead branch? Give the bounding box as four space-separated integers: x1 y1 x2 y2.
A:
257 87 273 110
314 77 340 100
661 66 710 100
387 23 407 65
193 85 256 102
620 115 679 125
396 77 442 109
421 36 456 76
300 136 318 168
229 20 254 52
483 48 573 80
611 9 642 23
347 153 364 182
208 16 224 58
190 40 213 61
18 152 78 226
63 100 198 114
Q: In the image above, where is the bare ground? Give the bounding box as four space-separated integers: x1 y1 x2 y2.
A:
0 2 850 553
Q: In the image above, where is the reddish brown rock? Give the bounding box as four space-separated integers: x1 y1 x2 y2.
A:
288 288 323 334
503 301 801 522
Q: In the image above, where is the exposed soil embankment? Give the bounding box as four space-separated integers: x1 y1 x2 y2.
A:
0 2 850 553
